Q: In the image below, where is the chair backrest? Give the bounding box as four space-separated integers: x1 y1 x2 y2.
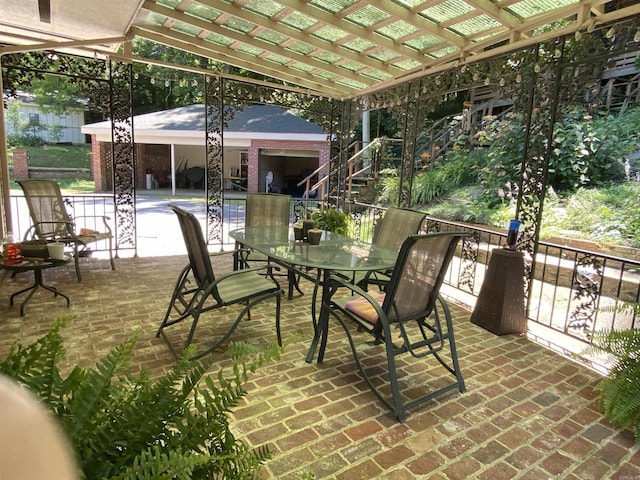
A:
245 193 291 227
373 208 426 252
18 180 73 239
383 232 465 321
168 204 215 289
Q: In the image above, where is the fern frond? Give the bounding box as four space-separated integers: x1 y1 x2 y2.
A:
0 319 280 478
109 446 209 480
589 327 640 442
68 334 137 439
589 328 640 361
0 317 71 411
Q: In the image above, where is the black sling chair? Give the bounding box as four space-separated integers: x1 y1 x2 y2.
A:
157 204 282 360
315 232 466 421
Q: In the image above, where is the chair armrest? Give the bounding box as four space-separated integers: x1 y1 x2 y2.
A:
72 215 113 234
325 274 392 341
215 264 273 283
207 249 243 258
23 221 75 241
326 274 382 305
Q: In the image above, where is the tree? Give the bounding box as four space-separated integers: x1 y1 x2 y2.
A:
30 74 85 116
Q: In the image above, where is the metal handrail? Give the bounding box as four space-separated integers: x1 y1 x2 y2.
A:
297 137 385 200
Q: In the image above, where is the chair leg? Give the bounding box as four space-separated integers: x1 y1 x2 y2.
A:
156 265 193 336
275 292 283 346
190 291 280 360
438 296 466 393
73 244 82 282
385 345 406 422
108 236 115 270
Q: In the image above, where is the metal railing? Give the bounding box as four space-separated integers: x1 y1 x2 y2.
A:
346 201 640 348
10 192 116 249
296 139 383 200
9 193 639 349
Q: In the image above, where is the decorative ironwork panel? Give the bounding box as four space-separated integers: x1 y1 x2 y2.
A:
346 204 384 242
205 76 225 245
458 234 479 293
568 253 603 334
1 51 136 255
330 99 360 208
395 81 422 208
424 219 441 233
204 79 338 243
1 51 109 96
291 199 309 225
109 61 136 253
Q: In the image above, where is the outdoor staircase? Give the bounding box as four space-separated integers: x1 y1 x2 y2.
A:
598 52 640 110
303 57 640 204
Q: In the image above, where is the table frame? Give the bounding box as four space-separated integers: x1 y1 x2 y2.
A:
229 227 397 363
1 257 71 315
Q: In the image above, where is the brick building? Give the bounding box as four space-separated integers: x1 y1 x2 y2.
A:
81 104 330 196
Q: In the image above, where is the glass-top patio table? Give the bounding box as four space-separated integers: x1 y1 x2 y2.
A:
229 226 398 362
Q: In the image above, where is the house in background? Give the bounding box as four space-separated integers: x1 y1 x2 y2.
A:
4 91 88 145
81 104 330 196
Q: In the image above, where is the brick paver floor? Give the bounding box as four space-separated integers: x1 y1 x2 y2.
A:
1 254 638 479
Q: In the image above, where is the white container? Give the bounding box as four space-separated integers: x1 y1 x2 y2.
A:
47 242 65 260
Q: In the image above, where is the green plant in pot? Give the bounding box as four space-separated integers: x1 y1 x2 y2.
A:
583 302 640 443
310 207 351 235
0 317 283 479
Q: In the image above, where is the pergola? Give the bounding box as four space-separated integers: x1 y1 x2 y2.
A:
1 0 637 98
2 0 640 260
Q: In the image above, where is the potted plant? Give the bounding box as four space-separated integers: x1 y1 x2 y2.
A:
310 207 351 235
0 317 283 479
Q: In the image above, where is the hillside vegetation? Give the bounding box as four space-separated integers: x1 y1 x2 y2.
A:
380 105 640 248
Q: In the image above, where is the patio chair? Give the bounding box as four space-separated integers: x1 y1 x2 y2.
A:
317 232 466 421
345 207 426 290
236 193 302 297
157 204 282 360
236 193 290 266
18 179 115 282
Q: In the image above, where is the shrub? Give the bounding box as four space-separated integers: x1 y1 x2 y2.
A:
476 106 640 199
412 144 479 204
0 317 282 479
540 183 640 247
584 319 640 443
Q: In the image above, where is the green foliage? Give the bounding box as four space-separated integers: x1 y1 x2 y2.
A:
541 183 640 247
131 39 210 113
29 74 85 116
378 168 400 206
0 317 283 479
413 144 482 204
474 111 527 206
8 144 92 168
585 323 640 443
426 186 514 225
311 207 351 235
475 106 640 200
551 108 631 190
5 100 43 147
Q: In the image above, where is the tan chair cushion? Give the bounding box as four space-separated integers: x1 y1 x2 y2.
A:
344 291 386 324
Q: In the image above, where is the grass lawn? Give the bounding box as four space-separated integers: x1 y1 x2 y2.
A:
8 144 91 169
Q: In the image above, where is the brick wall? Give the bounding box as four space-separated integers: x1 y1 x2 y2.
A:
247 139 330 193
12 149 29 179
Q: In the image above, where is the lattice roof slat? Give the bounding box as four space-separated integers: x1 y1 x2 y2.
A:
1 0 638 99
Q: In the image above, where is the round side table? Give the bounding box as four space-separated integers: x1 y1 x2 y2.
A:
1 256 71 316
